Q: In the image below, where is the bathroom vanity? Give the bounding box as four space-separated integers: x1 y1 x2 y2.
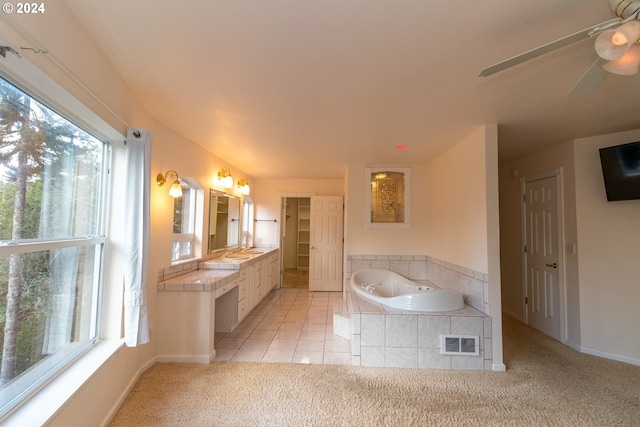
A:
156 248 279 363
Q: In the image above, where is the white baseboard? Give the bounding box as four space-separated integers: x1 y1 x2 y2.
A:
101 355 156 427
156 352 215 364
580 346 640 367
501 309 523 322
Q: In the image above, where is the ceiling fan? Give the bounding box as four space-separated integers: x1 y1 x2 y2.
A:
479 0 640 98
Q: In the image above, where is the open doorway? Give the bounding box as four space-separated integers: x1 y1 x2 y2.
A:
281 197 310 289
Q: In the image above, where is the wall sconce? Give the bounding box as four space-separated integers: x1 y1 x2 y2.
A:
237 178 250 195
156 170 183 198
218 167 233 189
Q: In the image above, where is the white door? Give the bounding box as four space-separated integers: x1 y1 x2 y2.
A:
523 175 562 340
309 196 343 291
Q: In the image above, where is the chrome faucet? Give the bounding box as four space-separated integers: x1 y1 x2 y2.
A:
361 283 376 293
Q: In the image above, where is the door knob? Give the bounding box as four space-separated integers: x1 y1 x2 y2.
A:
546 262 558 269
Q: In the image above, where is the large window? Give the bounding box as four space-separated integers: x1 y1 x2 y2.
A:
0 76 108 414
172 180 196 261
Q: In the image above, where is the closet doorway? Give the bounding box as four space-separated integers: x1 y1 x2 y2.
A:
281 196 311 289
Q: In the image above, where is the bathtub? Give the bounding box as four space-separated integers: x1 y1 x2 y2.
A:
350 269 465 312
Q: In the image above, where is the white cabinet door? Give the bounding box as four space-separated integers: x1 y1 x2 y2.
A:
237 270 249 322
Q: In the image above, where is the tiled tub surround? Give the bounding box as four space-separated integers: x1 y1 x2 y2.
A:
156 248 279 363
346 255 489 314
346 255 492 370
347 289 492 370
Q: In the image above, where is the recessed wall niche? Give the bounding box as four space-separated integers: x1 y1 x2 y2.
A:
365 167 411 228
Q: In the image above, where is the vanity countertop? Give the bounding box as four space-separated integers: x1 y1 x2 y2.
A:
158 268 239 292
157 247 278 292
201 247 278 270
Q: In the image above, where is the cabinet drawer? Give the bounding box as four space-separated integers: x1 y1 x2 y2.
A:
238 278 248 300
215 281 235 299
238 297 249 319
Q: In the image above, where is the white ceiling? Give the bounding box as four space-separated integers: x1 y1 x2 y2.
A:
64 0 640 179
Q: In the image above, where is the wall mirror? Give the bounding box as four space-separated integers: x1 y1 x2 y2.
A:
208 189 241 253
365 167 411 228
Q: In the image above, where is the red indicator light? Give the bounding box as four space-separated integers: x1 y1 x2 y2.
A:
395 145 408 150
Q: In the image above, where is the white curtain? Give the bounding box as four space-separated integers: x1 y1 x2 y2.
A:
41 146 79 354
123 128 151 346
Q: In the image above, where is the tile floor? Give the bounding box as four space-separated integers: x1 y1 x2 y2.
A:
281 268 309 289
213 288 352 365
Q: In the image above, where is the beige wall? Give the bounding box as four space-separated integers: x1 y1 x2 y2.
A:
574 130 640 364
345 164 429 255
252 178 345 247
425 127 490 274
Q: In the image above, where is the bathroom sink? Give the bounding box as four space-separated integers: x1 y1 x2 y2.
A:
225 253 250 260
244 250 263 254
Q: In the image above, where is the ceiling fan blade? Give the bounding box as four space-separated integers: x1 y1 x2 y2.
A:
565 57 609 99
479 18 622 77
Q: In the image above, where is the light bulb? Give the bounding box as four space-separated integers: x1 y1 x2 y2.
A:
595 21 640 60
611 32 628 46
603 44 640 75
169 181 183 198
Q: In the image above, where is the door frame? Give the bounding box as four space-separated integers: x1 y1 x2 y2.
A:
521 168 567 343
280 193 317 288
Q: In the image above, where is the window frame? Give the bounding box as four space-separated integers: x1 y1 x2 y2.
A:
171 178 200 262
0 74 112 417
242 196 254 248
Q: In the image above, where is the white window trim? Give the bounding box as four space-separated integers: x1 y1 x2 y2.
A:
171 177 203 263
242 196 254 249
0 236 106 255
2 339 124 426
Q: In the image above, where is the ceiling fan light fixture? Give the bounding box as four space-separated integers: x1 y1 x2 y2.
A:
603 43 640 74
595 21 640 60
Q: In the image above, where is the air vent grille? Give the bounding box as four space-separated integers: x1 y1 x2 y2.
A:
440 335 479 356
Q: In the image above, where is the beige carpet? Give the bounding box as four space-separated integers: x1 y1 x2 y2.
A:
110 316 640 426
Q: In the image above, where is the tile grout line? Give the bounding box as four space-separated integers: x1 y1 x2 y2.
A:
214 289 351 365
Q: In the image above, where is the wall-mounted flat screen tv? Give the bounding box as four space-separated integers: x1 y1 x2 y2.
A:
599 140 640 201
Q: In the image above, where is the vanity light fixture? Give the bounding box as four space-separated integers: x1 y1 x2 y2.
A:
237 178 250 195
156 170 183 198
218 167 233 189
